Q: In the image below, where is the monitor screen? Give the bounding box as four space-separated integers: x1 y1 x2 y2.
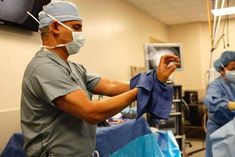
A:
0 0 50 32
144 43 182 70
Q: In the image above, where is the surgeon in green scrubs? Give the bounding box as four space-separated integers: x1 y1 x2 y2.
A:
21 1 180 157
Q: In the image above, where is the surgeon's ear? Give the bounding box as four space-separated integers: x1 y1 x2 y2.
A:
49 21 60 35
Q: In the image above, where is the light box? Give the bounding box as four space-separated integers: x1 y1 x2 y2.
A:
144 43 182 71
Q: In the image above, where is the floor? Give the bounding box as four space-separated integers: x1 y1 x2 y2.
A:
184 138 206 157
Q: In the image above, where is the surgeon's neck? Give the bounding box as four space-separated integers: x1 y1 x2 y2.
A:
50 47 69 62
43 46 69 62
42 37 69 62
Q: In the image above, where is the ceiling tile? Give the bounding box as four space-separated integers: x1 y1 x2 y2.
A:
128 0 163 6
141 2 172 12
126 0 235 25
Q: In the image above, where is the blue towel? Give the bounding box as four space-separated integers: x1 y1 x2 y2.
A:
95 117 151 157
0 133 26 157
130 70 173 120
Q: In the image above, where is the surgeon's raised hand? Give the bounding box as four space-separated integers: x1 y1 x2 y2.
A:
157 54 180 83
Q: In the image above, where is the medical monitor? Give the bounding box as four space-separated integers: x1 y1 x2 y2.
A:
0 0 50 32
144 43 182 70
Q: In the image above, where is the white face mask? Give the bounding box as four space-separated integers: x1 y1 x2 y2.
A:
41 12 85 55
221 64 235 84
57 21 85 55
225 70 235 84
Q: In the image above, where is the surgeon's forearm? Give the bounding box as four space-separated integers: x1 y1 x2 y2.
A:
55 87 138 124
90 88 137 123
228 101 235 110
93 78 130 96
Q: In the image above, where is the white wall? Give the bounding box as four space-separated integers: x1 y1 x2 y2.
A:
0 26 40 111
70 0 168 80
169 23 205 90
0 0 168 151
0 108 20 152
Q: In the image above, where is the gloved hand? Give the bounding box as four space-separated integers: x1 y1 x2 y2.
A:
157 54 180 83
228 101 235 110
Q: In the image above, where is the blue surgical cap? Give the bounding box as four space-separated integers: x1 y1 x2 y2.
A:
213 59 222 72
38 0 82 30
213 51 235 72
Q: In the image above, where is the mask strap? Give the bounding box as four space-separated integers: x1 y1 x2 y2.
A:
220 63 232 73
27 11 40 24
221 63 225 69
42 44 65 49
40 11 73 32
26 11 42 34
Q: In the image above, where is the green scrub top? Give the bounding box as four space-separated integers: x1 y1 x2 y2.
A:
21 48 101 157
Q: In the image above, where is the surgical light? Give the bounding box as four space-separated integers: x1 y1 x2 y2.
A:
211 7 235 16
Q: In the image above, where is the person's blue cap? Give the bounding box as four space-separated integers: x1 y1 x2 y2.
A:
213 59 222 72
213 51 235 72
38 0 82 30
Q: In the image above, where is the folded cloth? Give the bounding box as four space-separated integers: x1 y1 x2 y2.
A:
95 117 151 157
0 133 26 157
130 70 173 119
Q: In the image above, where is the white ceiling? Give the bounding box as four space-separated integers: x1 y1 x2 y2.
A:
127 0 235 25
